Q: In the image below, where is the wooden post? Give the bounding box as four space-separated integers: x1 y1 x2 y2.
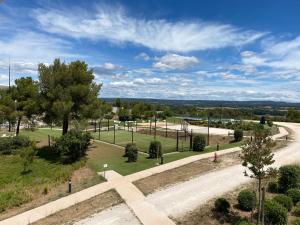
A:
127 122 129 131
131 128 134 143
136 121 137 132
113 125 116 144
207 115 210 146
176 130 179 151
150 120 152 134
98 121 101 140
48 135 51 147
154 114 157 140
107 119 110 132
165 120 168 137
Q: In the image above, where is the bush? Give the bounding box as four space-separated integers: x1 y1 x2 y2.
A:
234 129 244 142
19 147 36 173
267 120 273 127
125 143 138 162
214 198 230 214
53 129 92 163
237 189 256 211
148 141 162 159
264 200 288 225
267 181 279 193
0 135 32 154
294 202 300 217
292 219 300 225
278 165 300 193
234 221 254 225
287 189 300 205
192 135 206 151
273 194 293 211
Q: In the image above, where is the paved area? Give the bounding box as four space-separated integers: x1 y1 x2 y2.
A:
74 203 141 225
0 124 290 225
166 124 233 135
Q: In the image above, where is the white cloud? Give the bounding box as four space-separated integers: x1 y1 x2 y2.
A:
153 54 199 70
135 52 150 61
33 6 266 52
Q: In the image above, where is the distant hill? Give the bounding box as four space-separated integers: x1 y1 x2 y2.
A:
103 98 300 109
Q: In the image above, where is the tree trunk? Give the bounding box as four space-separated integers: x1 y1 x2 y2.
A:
16 116 22 136
8 121 11 132
261 187 265 225
257 178 262 225
62 115 69 135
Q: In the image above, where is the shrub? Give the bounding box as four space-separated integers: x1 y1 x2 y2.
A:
125 143 138 162
53 129 92 163
273 194 293 211
292 219 300 225
234 129 244 142
278 165 300 193
287 189 300 205
234 221 254 225
237 189 256 211
148 141 162 159
192 135 206 151
267 181 279 193
264 200 288 225
267 120 273 127
214 198 230 214
294 202 300 217
0 135 32 154
19 147 36 173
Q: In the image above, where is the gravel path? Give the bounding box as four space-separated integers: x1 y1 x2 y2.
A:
146 122 299 219
166 124 233 135
74 204 141 225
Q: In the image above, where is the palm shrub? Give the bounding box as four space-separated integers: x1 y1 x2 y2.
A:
192 135 206 151
294 202 300 217
264 200 288 225
53 129 92 163
125 143 138 162
287 189 300 205
273 194 293 211
234 129 244 142
278 165 300 193
237 189 256 211
214 198 230 214
148 141 162 159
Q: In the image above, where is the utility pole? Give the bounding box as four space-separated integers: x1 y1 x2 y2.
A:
8 57 11 90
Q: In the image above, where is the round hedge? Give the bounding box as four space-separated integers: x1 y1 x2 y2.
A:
148 141 162 159
125 143 138 162
237 189 256 211
214 198 230 214
234 129 244 142
278 165 300 193
192 135 206 152
267 181 279 193
287 189 300 205
273 194 293 211
264 200 288 225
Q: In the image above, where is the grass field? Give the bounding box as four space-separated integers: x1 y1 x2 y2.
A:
91 129 190 153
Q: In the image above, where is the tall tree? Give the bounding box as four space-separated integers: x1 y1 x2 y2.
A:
240 126 275 225
11 77 39 135
38 59 101 135
0 90 17 132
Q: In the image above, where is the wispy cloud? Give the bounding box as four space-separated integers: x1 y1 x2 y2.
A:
32 5 266 52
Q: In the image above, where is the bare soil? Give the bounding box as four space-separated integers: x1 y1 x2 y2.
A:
31 189 123 225
134 152 242 195
0 167 103 221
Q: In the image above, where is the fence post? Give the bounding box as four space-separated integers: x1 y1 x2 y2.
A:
131 128 134 143
150 120 152 134
107 119 110 132
176 130 179 151
165 120 168 137
190 129 193 150
184 130 187 141
136 121 137 132
48 135 51 147
94 120 97 132
154 115 157 140
127 122 129 131
207 116 210 146
113 125 116 144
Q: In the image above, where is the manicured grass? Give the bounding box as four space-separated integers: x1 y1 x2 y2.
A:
20 128 61 143
0 150 85 212
87 140 243 176
91 130 190 153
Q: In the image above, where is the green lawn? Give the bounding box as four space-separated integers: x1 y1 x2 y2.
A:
87 140 243 176
91 129 190 153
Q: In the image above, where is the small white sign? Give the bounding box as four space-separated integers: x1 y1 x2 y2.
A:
103 164 108 168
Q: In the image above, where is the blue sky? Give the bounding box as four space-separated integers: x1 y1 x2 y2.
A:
1 0 300 102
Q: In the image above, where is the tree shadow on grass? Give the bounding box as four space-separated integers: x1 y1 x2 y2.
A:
36 146 61 164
